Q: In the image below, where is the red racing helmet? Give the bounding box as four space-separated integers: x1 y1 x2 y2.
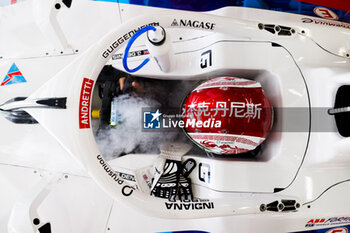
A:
182 77 273 155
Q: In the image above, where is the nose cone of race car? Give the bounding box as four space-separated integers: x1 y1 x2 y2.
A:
182 77 273 155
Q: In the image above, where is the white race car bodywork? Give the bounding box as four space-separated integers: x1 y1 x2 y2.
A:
1 0 350 233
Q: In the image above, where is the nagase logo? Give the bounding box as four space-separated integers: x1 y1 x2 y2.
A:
314 7 338 21
326 227 348 233
171 19 215 30
79 78 94 129
306 217 350 227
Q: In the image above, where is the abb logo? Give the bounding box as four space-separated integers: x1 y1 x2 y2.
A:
314 7 339 20
326 227 348 233
307 219 325 224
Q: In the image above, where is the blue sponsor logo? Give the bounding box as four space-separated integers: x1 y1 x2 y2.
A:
143 109 161 129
